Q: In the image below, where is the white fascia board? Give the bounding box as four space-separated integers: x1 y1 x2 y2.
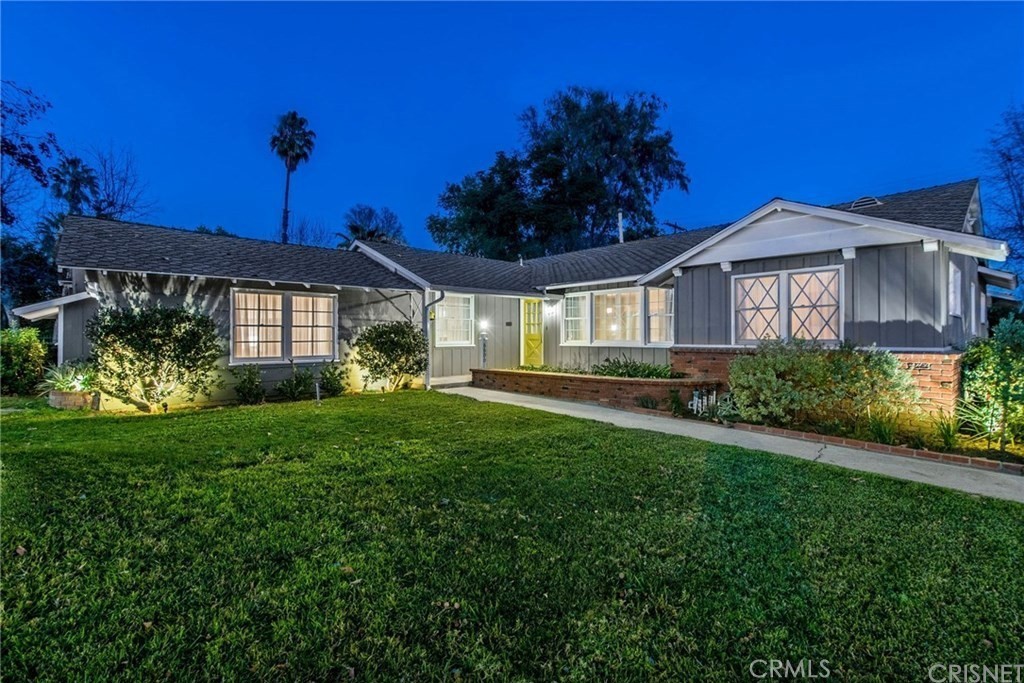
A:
12 291 95 321
542 275 644 290
349 241 431 290
979 266 1019 290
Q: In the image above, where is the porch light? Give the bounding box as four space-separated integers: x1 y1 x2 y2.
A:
479 319 490 331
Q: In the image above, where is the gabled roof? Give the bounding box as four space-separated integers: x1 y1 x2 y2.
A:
56 216 417 290
826 179 979 233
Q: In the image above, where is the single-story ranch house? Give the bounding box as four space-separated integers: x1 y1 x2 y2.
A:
14 178 1018 411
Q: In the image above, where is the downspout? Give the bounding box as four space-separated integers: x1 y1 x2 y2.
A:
422 288 445 390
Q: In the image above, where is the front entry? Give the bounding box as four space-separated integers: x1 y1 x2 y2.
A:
522 299 543 366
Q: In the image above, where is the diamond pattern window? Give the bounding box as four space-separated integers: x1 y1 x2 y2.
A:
735 275 780 342
788 270 840 341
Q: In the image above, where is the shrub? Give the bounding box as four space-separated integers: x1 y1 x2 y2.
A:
932 410 963 451
353 321 428 392
231 364 265 405
866 411 898 445
318 362 348 397
960 316 1024 450
86 306 223 412
591 356 672 379
1 327 47 395
276 363 315 401
729 339 918 429
37 362 96 394
634 395 660 410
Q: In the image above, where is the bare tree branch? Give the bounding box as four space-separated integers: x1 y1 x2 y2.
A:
88 145 157 221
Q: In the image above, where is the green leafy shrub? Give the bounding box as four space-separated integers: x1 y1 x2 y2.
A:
515 363 586 374
866 411 899 445
729 339 918 429
668 389 686 417
353 321 428 392
634 395 660 410
86 306 223 412
1 327 47 395
960 316 1024 450
591 356 672 379
705 393 740 424
276 363 315 401
231 364 265 405
318 361 348 397
932 410 963 451
37 362 96 394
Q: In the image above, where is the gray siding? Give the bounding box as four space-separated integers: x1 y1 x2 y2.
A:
430 294 522 377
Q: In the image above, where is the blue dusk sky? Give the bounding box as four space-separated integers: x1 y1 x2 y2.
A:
2 2 1022 249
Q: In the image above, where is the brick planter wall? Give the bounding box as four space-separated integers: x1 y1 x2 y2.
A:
670 347 961 415
470 368 713 411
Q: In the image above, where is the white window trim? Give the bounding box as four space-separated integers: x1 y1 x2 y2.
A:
948 260 963 319
558 286 671 348
229 288 338 365
434 293 475 347
645 287 675 347
730 265 845 346
560 293 590 346
979 289 988 330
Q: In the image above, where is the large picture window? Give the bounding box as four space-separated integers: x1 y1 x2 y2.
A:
646 287 674 344
233 292 283 360
734 267 842 344
231 290 337 363
593 290 641 343
436 294 475 346
291 295 335 358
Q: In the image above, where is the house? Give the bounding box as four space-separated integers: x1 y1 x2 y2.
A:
14 178 1017 409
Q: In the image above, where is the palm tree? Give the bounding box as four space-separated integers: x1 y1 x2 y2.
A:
337 204 406 247
50 156 98 215
269 111 316 244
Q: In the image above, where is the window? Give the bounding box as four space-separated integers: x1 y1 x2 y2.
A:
562 294 588 344
646 287 674 344
593 290 641 343
735 275 780 342
979 290 987 330
733 267 842 344
788 270 840 342
436 294 474 346
949 261 962 317
292 295 335 358
233 292 283 359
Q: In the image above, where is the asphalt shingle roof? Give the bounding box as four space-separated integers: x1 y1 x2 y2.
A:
825 178 978 233
358 242 539 294
56 216 417 290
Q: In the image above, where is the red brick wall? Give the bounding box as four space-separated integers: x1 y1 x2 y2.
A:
669 347 961 415
470 369 710 411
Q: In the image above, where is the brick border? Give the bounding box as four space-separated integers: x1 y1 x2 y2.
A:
732 422 1022 476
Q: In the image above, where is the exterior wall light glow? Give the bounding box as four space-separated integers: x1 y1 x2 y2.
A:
479 319 490 331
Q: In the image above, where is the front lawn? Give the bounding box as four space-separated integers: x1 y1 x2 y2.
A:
3 392 1022 680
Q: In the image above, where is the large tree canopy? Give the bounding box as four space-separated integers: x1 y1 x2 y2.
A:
428 87 690 259
338 204 406 247
985 104 1024 297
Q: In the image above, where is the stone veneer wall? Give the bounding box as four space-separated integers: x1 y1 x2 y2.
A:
669 347 961 414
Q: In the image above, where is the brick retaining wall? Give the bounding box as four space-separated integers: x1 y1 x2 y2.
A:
470 369 711 411
670 347 961 414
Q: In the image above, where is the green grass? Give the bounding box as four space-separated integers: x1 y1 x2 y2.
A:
2 392 1022 681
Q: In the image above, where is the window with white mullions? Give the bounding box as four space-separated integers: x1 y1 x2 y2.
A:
735 275 780 342
291 295 335 358
436 294 474 346
594 290 641 343
646 287 674 344
233 292 283 359
562 294 588 344
788 270 840 341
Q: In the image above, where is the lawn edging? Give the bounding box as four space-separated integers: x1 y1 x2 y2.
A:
732 422 1023 476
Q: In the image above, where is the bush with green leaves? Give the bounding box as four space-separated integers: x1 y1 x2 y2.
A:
1 327 48 396
318 361 348 397
276 363 315 401
729 339 918 429
591 356 672 379
37 362 96 394
960 316 1024 450
231 364 265 405
86 306 223 412
352 321 428 392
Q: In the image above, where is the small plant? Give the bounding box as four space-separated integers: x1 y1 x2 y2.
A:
231 364 266 405
866 411 899 446
634 395 660 410
318 361 348 398
1 327 47 396
932 410 963 451
37 362 96 394
958 398 1000 450
591 356 672 379
668 389 686 417
705 393 740 424
276 363 315 401
353 321 428 392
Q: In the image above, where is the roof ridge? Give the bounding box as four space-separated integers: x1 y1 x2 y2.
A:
829 177 979 208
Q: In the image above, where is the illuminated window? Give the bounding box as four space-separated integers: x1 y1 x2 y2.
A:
949 261 962 317
593 290 641 343
788 270 840 342
291 295 335 358
734 268 841 343
562 294 588 344
646 287 674 344
436 294 474 346
233 292 283 359
735 275 780 342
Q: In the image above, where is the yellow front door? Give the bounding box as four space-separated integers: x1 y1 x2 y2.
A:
522 299 543 366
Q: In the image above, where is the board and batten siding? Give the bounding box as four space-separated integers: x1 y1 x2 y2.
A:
430 293 522 378
675 244 950 349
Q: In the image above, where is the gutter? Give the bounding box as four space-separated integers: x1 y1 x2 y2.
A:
422 289 446 390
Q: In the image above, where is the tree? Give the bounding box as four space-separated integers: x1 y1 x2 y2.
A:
270 111 316 244
337 204 406 247
49 156 98 215
89 146 156 220
288 216 335 248
428 86 690 259
195 224 236 236
352 321 428 392
0 81 61 228
984 104 1024 296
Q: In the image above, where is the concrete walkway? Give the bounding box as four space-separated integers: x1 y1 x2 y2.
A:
441 387 1024 504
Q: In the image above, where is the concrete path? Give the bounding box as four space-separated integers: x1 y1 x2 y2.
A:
441 387 1024 504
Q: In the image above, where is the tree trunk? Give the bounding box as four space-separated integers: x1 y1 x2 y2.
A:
281 166 292 244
